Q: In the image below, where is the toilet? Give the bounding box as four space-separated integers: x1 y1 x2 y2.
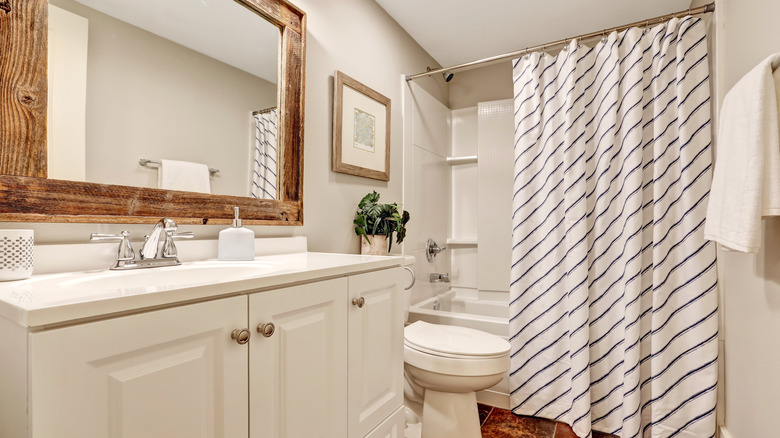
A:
403 319 510 438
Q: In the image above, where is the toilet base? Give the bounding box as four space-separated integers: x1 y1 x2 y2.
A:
421 389 481 438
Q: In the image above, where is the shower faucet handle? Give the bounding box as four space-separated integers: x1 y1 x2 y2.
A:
425 238 447 262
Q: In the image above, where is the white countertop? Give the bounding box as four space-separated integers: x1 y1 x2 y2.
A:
0 252 408 329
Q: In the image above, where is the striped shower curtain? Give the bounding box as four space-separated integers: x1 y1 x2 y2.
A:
251 109 278 199
510 17 718 438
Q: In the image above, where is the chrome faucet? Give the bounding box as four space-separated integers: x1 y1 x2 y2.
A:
140 218 194 261
90 218 194 270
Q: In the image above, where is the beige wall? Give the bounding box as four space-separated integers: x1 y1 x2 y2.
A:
47 5 88 183
696 0 780 437
50 0 278 198
448 62 514 110
10 0 446 255
289 0 446 254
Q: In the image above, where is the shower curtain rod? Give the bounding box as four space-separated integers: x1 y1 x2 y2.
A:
405 2 715 82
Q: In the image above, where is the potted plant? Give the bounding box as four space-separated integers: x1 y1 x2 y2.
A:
353 191 410 255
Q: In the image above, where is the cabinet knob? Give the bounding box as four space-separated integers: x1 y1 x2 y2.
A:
257 322 275 337
352 297 365 308
231 328 251 345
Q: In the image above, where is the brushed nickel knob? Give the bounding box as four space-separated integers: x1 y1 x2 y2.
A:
352 297 365 308
231 328 251 345
257 322 275 337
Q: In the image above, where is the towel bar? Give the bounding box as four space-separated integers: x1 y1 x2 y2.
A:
139 159 219 176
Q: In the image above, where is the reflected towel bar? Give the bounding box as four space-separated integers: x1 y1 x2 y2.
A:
139 159 220 176
252 106 277 116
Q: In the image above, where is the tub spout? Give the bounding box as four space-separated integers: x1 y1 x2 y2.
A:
429 273 450 283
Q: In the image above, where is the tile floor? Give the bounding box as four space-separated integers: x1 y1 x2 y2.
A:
479 405 618 438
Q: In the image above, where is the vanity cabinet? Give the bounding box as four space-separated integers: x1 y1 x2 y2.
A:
249 278 349 438
29 296 249 438
249 269 405 438
16 267 404 438
347 269 405 438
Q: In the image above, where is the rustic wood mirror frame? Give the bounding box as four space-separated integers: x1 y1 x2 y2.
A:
0 0 305 225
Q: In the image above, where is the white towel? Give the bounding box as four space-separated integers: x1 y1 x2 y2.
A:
704 54 780 253
158 159 211 194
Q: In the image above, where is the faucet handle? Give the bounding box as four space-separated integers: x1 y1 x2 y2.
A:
161 218 179 232
90 231 134 262
425 238 447 262
162 230 194 258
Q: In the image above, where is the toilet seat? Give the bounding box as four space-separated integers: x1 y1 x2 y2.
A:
404 321 510 376
404 321 510 359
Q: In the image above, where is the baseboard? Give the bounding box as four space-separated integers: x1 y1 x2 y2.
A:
719 426 733 438
476 389 509 410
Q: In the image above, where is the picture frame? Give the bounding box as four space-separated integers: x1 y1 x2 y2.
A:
332 71 391 181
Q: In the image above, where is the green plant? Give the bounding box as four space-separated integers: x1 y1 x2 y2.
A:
353 191 410 252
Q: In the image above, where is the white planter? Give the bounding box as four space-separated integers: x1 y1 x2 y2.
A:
360 235 388 255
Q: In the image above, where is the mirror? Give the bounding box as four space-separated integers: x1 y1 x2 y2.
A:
0 0 305 225
47 0 280 199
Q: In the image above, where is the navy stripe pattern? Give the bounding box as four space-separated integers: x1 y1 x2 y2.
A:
510 18 717 438
251 109 278 199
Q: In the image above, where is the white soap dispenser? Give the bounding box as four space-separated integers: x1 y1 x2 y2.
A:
218 207 255 261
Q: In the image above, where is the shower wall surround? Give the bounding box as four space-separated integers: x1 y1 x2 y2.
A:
450 107 479 292
401 83 516 304
476 100 513 295
402 82 451 303
446 101 514 300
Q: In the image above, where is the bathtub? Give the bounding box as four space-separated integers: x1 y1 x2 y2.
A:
407 288 511 408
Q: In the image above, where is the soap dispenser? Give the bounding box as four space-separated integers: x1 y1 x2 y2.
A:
218 207 255 261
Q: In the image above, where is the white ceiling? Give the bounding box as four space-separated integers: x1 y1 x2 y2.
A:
375 0 692 69
75 0 279 83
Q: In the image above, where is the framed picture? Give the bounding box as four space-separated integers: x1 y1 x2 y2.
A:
332 71 391 181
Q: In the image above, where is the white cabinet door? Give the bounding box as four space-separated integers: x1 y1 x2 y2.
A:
348 268 404 438
249 278 348 438
363 407 405 438
29 296 248 438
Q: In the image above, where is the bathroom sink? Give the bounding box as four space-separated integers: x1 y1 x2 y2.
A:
0 249 407 328
2 260 285 308
54 261 278 292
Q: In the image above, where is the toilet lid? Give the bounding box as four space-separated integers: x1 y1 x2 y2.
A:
404 321 510 358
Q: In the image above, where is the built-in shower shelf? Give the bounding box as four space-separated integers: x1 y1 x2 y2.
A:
446 155 478 165
446 239 478 246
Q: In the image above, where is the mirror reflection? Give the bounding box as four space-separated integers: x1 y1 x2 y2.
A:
46 0 280 199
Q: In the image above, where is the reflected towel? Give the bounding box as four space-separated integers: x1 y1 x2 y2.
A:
704 54 780 252
158 159 211 194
